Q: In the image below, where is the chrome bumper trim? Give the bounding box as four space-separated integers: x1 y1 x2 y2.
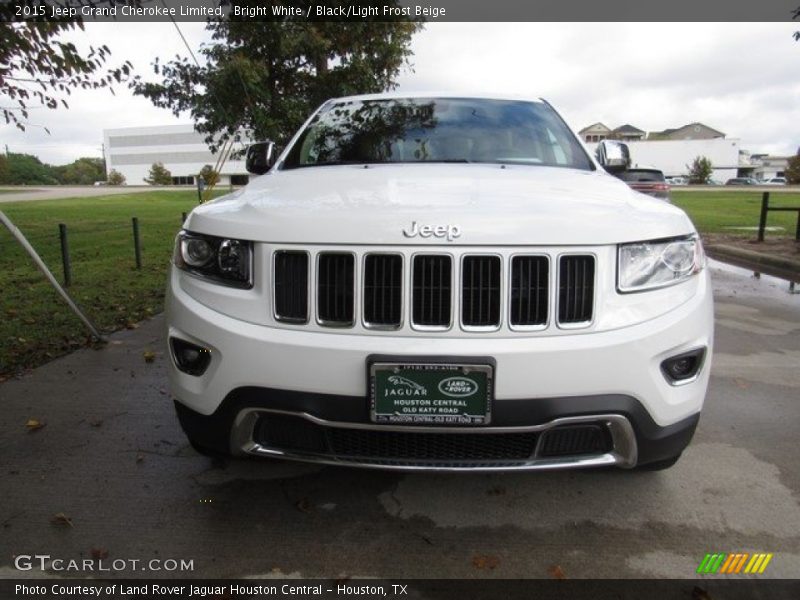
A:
231 408 638 472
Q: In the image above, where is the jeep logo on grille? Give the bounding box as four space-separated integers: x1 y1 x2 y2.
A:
438 377 478 398
402 221 461 242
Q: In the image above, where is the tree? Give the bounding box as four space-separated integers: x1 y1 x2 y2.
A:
1 153 58 185
144 162 172 185
53 157 106 185
107 169 126 186
0 154 8 184
198 164 220 187
785 154 800 185
131 11 422 151
0 18 131 132
687 156 713 184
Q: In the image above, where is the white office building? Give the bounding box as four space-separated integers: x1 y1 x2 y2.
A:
104 124 251 186
586 138 742 182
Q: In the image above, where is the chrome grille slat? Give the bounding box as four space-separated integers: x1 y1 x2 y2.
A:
412 254 452 328
364 254 402 327
462 255 501 328
273 251 309 323
510 255 548 327
317 252 355 326
558 255 595 324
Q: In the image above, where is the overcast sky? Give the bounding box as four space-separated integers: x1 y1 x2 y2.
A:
4 22 799 165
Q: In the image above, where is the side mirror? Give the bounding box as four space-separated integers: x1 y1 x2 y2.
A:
596 140 630 174
245 141 276 175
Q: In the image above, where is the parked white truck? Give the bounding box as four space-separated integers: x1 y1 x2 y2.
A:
167 93 713 471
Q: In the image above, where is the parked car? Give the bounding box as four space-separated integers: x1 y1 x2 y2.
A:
168 94 712 472
764 177 787 185
665 176 688 186
618 167 671 201
725 177 758 185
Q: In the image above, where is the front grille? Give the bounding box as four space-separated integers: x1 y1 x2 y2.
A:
274 251 308 323
271 249 596 331
510 255 549 326
412 255 452 328
558 255 595 324
317 253 355 325
255 414 538 462
538 425 611 457
461 256 501 328
253 413 614 466
363 254 402 328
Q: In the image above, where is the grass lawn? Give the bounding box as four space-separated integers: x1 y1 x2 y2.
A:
0 189 798 377
0 191 219 378
671 190 800 235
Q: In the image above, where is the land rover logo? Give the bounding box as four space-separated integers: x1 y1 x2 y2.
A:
402 221 461 242
438 376 478 398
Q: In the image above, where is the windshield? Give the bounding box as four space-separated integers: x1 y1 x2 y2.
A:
282 97 594 171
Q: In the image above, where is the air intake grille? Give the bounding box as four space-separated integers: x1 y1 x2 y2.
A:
363 254 402 328
412 255 452 327
274 251 308 323
510 256 549 326
317 253 355 325
538 425 611 457
461 256 501 327
558 255 595 324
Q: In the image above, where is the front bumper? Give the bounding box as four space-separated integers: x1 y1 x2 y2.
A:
167 268 712 469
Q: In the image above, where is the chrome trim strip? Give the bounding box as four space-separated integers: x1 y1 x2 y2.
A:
361 252 404 331
272 249 311 324
231 408 638 471
555 251 597 330
507 252 550 332
315 250 357 328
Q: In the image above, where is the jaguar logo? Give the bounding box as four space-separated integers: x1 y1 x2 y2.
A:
402 221 461 242
387 375 427 396
438 376 478 398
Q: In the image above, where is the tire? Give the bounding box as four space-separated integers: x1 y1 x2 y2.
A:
636 454 681 471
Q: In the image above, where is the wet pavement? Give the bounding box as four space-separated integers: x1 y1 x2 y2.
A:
0 260 798 580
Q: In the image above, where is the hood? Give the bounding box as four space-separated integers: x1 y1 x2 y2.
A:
186 164 695 246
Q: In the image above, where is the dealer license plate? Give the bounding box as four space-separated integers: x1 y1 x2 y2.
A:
369 362 493 425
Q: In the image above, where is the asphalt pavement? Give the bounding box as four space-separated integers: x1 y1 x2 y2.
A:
0 261 798 580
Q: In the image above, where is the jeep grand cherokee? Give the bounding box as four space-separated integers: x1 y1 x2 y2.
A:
167 93 713 471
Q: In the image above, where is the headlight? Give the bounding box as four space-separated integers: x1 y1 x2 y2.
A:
618 235 705 293
173 231 253 288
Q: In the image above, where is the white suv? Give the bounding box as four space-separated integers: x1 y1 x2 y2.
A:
167 93 713 471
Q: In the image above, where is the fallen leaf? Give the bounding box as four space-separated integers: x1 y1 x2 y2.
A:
295 498 312 513
51 513 73 528
26 419 45 432
91 548 109 560
143 351 156 363
126 322 139 330
136 454 144 463
548 564 567 579
472 555 499 570
89 419 103 428
487 486 506 496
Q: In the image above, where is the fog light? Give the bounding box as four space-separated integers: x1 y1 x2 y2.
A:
661 348 705 384
170 337 211 376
